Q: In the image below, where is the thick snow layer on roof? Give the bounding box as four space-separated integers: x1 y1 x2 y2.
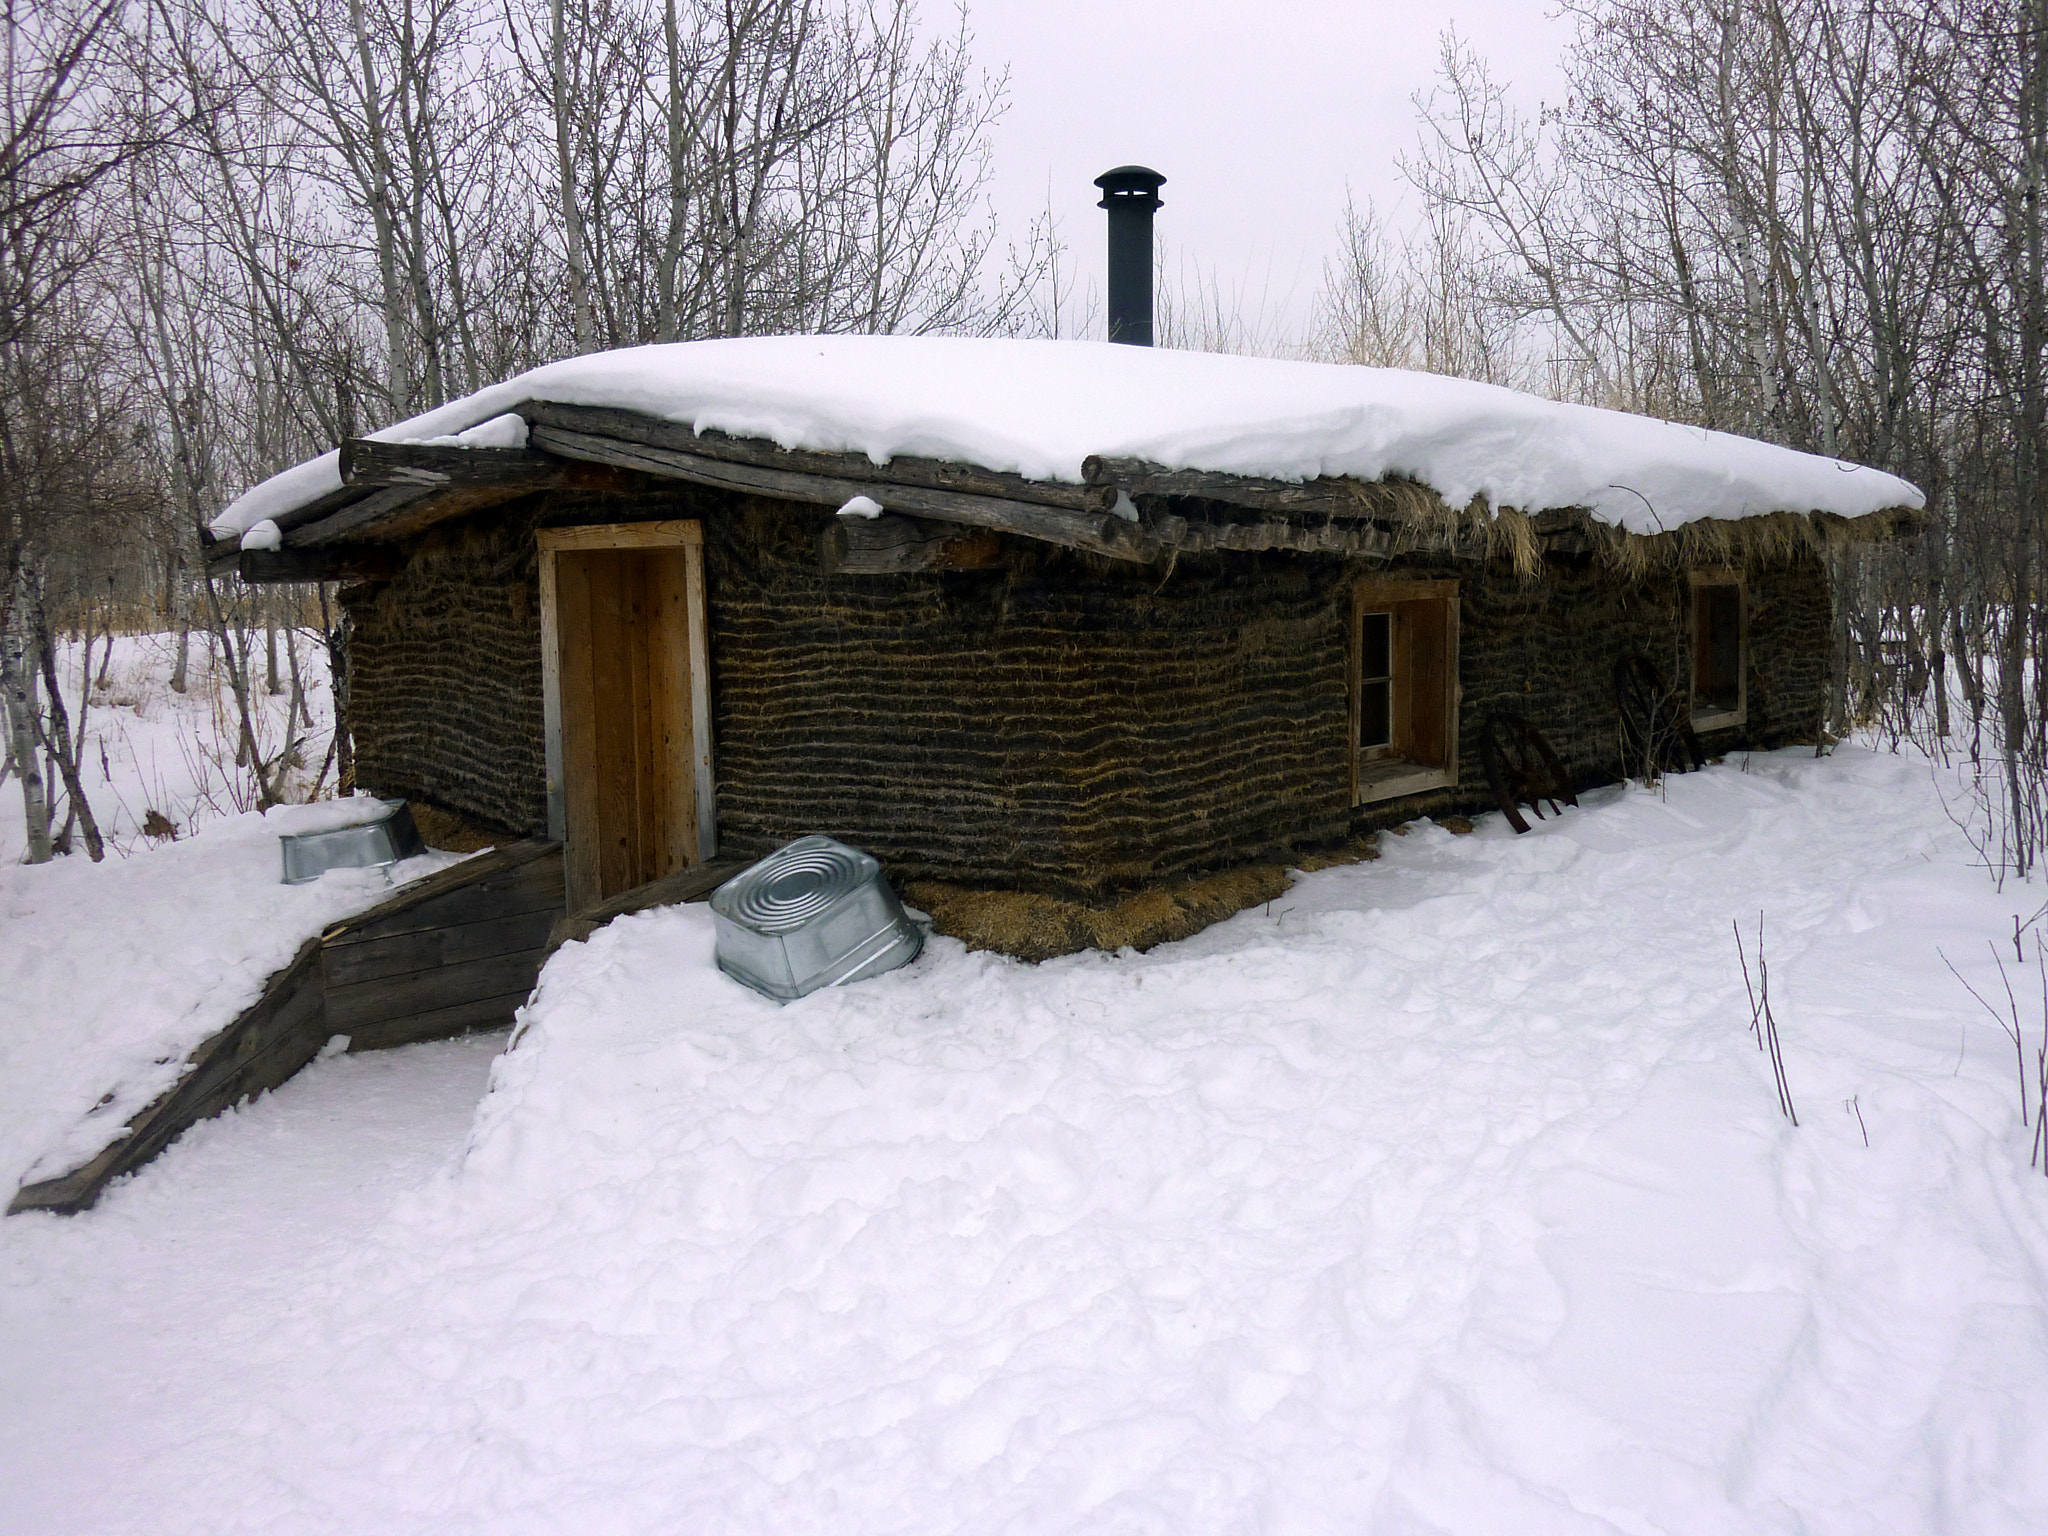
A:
213 335 1923 540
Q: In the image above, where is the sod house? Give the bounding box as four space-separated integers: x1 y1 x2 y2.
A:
209 335 1921 941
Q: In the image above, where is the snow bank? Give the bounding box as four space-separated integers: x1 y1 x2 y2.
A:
212 336 1923 540
0 633 478 1193
10 749 2043 1533
416 759 2048 1531
0 798 464 1193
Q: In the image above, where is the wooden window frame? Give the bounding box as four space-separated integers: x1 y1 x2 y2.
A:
1688 567 1747 731
1350 577 1460 806
536 520 716 863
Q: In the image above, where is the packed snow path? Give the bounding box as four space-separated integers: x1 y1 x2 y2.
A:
0 1034 506 1532
7 748 2048 1533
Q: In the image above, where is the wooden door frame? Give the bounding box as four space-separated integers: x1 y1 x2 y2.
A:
1349 576 1461 806
1687 565 1747 731
536 521 716 873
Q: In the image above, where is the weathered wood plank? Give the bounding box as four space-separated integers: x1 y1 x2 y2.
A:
1082 457 1505 563
204 482 384 575
325 948 553 1033
683 535 715 860
339 439 565 489
320 907 561 988
308 464 658 549
1082 454 1354 513
538 520 703 552
339 989 537 1053
588 550 640 898
520 399 1115 513
648 546 696 874
331 870 563 945
1082 453 1440 522
557 549 603 913
324 841 563 946
8 938 330 1216
527 422 1148 562
270 481 381 534
819 515 1005 574
203 540 240 580
238 545 403 584
280 483 437 545
546 858 748 950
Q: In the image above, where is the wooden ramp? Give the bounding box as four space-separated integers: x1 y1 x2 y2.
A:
8 841 565 1216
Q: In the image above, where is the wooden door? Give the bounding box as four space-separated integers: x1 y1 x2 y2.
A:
538 522 713 914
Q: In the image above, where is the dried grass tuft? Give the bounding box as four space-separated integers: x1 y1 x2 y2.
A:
1290 833 1382 872
906 865 1292 962
1338 470 1914 581
1487 504 1542 581
407 799 508 853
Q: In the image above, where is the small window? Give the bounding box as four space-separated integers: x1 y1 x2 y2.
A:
1359 611 1393 751
1351 579 1459 805
1690 572 1745 728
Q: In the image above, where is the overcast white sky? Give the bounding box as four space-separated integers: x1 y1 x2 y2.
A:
965 0 1579 343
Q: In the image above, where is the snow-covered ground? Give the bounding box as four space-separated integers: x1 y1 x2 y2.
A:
6 742 2048 1533
0 632 461 1192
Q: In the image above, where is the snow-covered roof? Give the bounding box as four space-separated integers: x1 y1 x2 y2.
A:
212 335 1923 541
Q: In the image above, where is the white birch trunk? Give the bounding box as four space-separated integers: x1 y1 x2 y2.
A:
2 597 51 863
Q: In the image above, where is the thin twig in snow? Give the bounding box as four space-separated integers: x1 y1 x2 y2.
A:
1734 917 1764 1049
1939 944 2030 1126
1735 914 1797 1125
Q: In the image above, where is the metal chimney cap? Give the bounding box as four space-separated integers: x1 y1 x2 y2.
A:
1095 165 1165 208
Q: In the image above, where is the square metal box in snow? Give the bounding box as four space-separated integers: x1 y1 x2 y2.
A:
279 799 425 885
709 835 923 1001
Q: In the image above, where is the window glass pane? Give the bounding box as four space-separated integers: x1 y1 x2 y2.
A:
1360 611 1391 680
1694 585 1741 712
1360 679 1392 750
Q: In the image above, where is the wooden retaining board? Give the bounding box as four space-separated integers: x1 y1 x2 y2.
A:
544 857 747 951
7 841 566 1217
322 841 565 1053
7 937 331 1216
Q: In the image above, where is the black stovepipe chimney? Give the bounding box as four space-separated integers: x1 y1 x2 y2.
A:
1095 165 1165 346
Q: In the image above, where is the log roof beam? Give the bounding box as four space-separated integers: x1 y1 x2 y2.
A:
519 400 1116 514
525 420 1150 562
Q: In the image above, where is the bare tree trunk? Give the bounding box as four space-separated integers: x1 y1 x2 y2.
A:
92 601 111 690
349 0 415 417
656 0 692 342
170 585 191 693
1717 13 1781 433
319 583 352 796
551 0 594 353
284 614 308 734
202 573 278 808
2 630 49 860
30 588 100 859
1 600 50 861
265 595 281 694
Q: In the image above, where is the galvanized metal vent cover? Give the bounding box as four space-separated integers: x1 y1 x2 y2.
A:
710 835 922 1001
